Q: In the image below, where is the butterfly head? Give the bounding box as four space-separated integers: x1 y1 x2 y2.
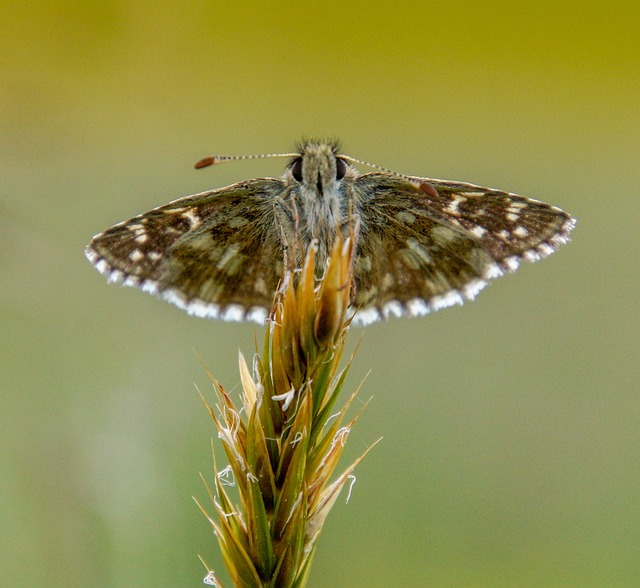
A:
288 141 353 198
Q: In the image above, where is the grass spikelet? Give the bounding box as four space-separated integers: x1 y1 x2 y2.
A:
197 231 377 587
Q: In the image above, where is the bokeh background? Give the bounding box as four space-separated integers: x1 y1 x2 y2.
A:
2 2 638 586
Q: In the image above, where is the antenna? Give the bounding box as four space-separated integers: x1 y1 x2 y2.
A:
194 152 298 170
339 155 398 175
193 147 421 187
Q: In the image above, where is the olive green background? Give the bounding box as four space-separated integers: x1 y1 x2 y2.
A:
1 2 638 587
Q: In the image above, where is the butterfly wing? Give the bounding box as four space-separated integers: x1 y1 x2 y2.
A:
351 173 574 324
86 178 290 322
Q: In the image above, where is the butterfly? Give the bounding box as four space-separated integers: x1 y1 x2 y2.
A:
85 140 575 325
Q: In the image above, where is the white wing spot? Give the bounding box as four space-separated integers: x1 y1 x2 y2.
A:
503 256 520 271
470 225 487 238
406 298 430 316
462 279 486 299
107 269 124 283
222 305 245 321
396 210 416 224
357 255 373 273
483 263 503 279
382 300 403 319
431 226 458 245
129 249 144 262
513 226 529 237
407 238 433 264
94 259 109 273
246 307 269 323
352 307 382 325
181 209 201 228
537 243 555 256
255 277 268 295
141 280 159 295
123 275 140 287
431 290 464 311
446 200 461 215
217 243 245 275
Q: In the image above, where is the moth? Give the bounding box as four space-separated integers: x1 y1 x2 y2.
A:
85 140 575 325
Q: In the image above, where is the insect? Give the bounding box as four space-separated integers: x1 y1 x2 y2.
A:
85 140 575 325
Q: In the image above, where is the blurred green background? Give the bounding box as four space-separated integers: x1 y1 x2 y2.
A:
1 2 638 586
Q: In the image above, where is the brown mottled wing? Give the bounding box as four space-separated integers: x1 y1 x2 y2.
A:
86 178 290 321
351 173 574 323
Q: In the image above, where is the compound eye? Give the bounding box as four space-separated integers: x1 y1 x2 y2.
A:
336 158 347 180
291 158 303 181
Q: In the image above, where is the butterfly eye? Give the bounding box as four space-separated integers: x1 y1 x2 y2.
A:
291 158 303 182
336 158 347 180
